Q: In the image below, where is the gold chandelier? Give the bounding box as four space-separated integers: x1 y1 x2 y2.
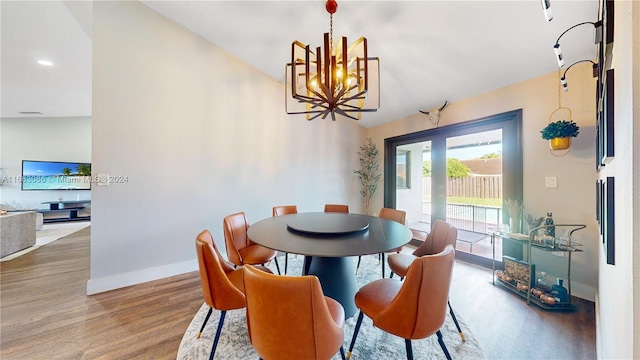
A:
285 0 380 121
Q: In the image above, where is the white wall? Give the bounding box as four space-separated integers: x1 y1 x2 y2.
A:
396 143 425 224
88 1 365 294
596 1 639 359
368 63 599 302
0 117 92 209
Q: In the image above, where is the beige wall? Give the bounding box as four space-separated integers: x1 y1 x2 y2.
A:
369 63 599 301
595 1 639 359
89 1 365 294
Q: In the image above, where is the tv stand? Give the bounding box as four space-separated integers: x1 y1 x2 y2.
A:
39 200 91 223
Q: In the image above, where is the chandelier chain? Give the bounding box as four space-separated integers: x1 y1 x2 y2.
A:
329 13 333 53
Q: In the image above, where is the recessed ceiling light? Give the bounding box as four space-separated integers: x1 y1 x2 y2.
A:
37 60 54 66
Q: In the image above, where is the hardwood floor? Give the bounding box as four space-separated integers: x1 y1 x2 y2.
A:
0 227 596 359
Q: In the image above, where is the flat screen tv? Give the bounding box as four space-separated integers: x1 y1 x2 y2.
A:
21 160 91 190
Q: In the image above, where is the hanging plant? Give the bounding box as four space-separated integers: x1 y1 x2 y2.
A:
354 138 381 215
540 120 580 140
540 120 579 150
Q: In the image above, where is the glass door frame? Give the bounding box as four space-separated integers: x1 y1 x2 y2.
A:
383 109 524 267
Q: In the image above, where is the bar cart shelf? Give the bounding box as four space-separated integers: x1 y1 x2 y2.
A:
492 224 586 311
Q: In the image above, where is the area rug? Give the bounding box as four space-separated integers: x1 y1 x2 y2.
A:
177 254 485 359
0 222 90 262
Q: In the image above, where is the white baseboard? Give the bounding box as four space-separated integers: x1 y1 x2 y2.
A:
571 281 596 302
86 259 198 295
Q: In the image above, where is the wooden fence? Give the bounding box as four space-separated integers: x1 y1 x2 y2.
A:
423 176 502 199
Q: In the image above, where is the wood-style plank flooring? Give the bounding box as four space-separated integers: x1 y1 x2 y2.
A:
0 227 596 359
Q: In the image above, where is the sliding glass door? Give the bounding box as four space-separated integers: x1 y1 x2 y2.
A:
445 130 503 260
386 110 523 266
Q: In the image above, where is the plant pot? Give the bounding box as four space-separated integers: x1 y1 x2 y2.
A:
549 137 571 150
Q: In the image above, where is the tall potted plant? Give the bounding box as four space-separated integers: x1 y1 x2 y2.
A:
540 120 580 150
354 138 381 215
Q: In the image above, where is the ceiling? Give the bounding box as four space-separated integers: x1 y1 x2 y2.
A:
1 1 600 128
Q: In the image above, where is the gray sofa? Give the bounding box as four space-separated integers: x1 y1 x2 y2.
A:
1 211 37 258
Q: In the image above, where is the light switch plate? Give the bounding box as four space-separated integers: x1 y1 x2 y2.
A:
545 176 557 188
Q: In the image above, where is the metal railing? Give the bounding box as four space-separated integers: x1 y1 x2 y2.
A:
422 202 502 234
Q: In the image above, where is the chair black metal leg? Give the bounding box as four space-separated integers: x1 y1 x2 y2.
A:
197 307 213 338
436 330 452 360
389 271 394 278
448 299 465 341
210 310 227 360
404 339 413 360
284 252 288 275
273 257 281 275
381 253 385 278
347 311 364 359
339 346 347 360
355 256 362 274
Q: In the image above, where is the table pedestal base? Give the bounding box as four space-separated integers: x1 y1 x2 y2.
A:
306 256 358 318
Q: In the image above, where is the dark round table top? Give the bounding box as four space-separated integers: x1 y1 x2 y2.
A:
247 212 412 257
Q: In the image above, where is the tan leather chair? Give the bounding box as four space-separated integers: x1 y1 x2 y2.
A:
355 208 407 277
324 204 349 213
387 219 465 341
195 230 272 359
223 212 280 274
272 205 298 274
347 245 456 360
243 265 347 360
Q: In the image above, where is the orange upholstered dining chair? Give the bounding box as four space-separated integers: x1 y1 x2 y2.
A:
324 204 350 213
194 230 273 359
387 219 465 341
272 205 298 274
243 265 347 360
223 212 280 275
355 207 407 277
347 245 456 360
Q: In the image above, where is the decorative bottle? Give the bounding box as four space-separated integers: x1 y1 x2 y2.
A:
543 212 555 238
536 271 552 293
551 278 569 303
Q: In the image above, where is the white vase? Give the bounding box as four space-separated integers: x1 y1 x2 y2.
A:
510 217 522 234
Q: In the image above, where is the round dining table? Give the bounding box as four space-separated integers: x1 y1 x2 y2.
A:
247 212 412 317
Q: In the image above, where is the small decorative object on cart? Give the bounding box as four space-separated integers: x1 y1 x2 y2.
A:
536 271 553 293
540 294 557 305
524 212 544 235
504 199 524 234
503 256 533 286
516 280 529 292
551 278 569 302
543 212 555 237
531 288 544 298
